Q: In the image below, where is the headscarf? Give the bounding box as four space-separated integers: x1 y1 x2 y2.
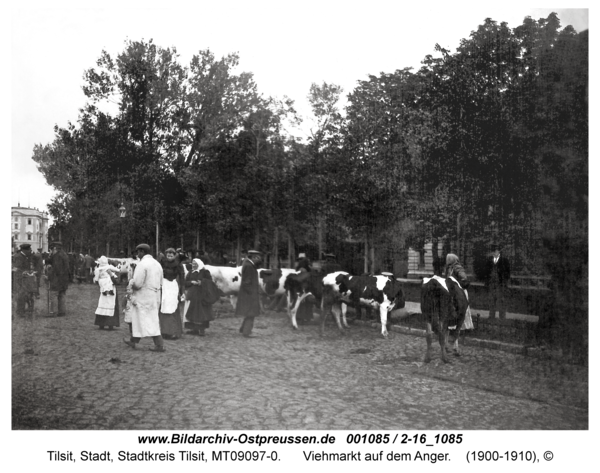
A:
97 256 108 267
445 253 459 266
192 258 205 272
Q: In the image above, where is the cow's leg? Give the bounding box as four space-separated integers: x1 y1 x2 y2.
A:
229 295 238 311
288 293 301 330
451 330 461 356
340 303 349 329
440 329 450 363
379 304 389 338
424 321 434 363
331 303 345 333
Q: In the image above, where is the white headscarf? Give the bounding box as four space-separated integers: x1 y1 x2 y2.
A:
97 256 108 267
192 258 205 272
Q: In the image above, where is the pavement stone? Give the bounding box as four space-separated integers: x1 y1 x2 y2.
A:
12 283 588 430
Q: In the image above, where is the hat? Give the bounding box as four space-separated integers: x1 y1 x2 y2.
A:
19 243 31 250
136 243 151 252
298 253 306 258
50 241 63 248
165 247 176 254
381 272 394 278
324 253 336 258
248 250 262 256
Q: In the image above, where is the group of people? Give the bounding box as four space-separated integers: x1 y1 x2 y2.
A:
12 241 70 317
93 244 264 353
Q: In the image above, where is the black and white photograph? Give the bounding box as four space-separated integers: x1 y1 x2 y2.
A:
6 1 594 470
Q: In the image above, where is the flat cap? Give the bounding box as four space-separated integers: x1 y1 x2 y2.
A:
136 243 151 252
19 243 32 250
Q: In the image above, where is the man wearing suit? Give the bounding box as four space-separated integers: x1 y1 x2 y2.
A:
235 250 262 338
485 245 511 319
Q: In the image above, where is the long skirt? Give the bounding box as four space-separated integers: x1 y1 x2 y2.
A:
159 279 183 338
94 288 120 328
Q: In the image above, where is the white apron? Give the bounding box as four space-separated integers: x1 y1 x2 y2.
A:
161 278 179 314
95 292 116 316
130 287 162 337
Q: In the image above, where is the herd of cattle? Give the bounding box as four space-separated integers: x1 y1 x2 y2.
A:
105 258 468 363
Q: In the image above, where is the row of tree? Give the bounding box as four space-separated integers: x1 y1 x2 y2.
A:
34 13 587 336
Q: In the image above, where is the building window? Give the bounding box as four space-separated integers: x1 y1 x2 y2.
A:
27 218 32 225
27 234 32 241
14 223 18 229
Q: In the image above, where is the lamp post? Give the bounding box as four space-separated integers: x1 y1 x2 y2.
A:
119 203 126 256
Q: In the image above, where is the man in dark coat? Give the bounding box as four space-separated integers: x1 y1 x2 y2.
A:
47 241 70 316
32 247 44 298
235 250 262 338
321 253 342 275
484 245 511 319
13 243 33 315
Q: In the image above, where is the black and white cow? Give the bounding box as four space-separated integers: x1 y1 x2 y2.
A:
283 270 330 329
204 265 242 309
258 268 298 311
321 271 405 337
421 275 469 363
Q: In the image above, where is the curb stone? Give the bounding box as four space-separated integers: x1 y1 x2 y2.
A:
355 320 551 359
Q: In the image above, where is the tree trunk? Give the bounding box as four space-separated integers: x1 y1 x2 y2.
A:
156 221 159 258
254 227 260 251
272 227 279 269
288 232 294 269
364 235 369 274
236 236 241 265
318 216 324 260
370 245 375 274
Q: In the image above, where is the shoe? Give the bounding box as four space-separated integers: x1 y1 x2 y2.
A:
242 334 256 338
198 330 206 337
99 326 105 330
150 346 165 352
56 313 66 317
123 338 136 349
186 330 200 336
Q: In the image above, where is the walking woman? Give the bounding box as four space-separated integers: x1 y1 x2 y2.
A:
159 248 184 340
93 256 121 330
445 253 474 330
184 258 219 336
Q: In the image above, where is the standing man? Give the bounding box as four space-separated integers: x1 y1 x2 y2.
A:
235 250 262 338
47 241 70 317
295 253 311 272
485 245 511 319
32 247 44 299
13 243 33 316
84 253 95 283
321 253 342 275
123 243 165 352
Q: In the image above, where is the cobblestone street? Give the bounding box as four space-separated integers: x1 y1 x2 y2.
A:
12 284 588 430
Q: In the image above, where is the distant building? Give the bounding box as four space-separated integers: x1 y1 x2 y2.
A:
11 205 50 252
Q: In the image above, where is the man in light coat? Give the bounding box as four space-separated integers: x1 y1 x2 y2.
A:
123 244 165 352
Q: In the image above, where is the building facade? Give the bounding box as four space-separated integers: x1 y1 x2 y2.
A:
11 205 50 252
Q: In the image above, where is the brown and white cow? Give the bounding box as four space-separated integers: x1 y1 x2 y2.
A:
321 271 405 337
421 275 469 363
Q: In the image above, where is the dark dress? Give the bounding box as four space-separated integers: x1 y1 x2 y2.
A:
184 268 216 333
159 259 184 338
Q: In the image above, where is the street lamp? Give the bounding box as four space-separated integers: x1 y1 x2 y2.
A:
119 203 126 256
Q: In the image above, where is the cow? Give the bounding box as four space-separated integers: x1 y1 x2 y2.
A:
258 268 299 312
283 269 330 329
204 265 243 309
421 275 469 363
321 271 405 337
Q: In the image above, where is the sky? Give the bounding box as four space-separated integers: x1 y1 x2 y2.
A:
5 3 591 217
